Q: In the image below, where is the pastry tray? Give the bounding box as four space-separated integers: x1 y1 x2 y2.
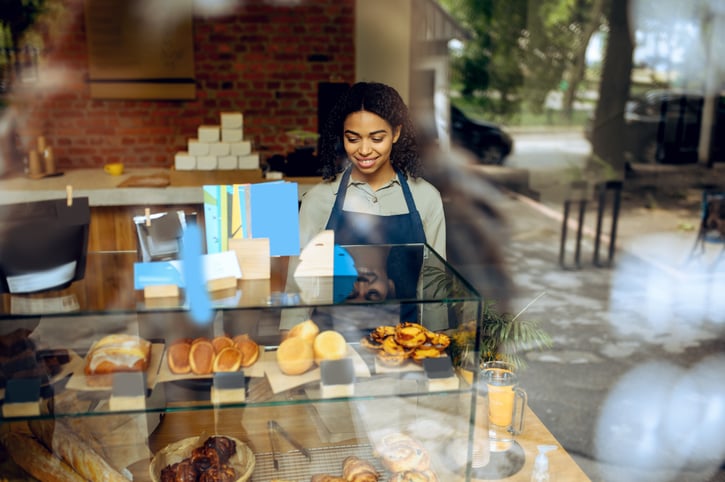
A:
250 443 389 481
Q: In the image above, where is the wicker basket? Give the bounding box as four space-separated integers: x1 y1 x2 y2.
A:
149 435 255 482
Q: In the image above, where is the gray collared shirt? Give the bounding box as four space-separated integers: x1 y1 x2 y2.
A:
298 172 446 258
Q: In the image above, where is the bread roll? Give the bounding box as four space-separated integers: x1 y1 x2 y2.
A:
189 339 215 375
167 340 191 374
234 334 259 367
276 337 314 375
287 319 319 343
0 432 85 482
313 330 348 365
212 346 243 372
212 335 234 353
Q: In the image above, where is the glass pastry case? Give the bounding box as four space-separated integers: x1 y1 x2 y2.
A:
0 243 484 481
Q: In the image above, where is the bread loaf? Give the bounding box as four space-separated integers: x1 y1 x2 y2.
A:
84 334 151 376
276 336 314 375
211 335 234 353
0 431 86 482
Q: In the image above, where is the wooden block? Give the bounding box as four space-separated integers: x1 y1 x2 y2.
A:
2 378 41 417
424 356 460 392
211 372 246 404
207 276 238 292
144 284 180 299
198 125 220 143
238 152 260 169
209 142 231 156
230 140 252 156
197 155 218 170
220 112 243 129
228 238 271 279
188 139 210 156
221 128 243 143
294 230 335 277
109 372 147 411
174 152 196 170
320 359 355 398
218 155 238 170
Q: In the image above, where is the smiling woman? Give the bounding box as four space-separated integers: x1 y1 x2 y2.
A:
298 81 447 258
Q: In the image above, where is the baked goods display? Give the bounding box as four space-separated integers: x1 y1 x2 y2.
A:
360 323 450 367
312 330 348 365
0 328 71 389
166 335 260 376
149 435 255 482
83 334 151 387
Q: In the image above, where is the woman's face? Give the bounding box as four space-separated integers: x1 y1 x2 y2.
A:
343 110 401 188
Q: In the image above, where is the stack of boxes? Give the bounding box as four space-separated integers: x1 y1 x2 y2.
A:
174 112 260 171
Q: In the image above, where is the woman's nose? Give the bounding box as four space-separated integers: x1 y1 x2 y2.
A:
358 139 373 155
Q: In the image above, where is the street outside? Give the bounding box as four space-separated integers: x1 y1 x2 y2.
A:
488 129 725 482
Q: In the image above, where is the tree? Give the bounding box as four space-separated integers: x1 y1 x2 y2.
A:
590 0 634 174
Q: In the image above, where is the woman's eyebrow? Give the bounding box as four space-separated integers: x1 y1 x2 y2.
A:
344 129 388 136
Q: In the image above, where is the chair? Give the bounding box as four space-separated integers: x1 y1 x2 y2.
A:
688 189 725 263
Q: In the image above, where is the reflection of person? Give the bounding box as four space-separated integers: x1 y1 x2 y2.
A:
298 81 446 257
343 245 395 302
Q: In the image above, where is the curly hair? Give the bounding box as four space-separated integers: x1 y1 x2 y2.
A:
318 82 421 180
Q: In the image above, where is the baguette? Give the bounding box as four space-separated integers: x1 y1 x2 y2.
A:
29 419 131 481
0 431 85 482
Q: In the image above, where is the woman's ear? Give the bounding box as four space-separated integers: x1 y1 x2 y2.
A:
393 125 402 143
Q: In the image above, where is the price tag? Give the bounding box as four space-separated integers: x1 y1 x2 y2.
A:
2 378 41 417
211 371 246 404
320 358 355 398
109 372 147 411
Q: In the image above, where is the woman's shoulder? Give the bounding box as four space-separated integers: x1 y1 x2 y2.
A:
407 175 443 198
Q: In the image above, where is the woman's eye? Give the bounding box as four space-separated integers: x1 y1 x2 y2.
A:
345 137 360 143
372 137 384 143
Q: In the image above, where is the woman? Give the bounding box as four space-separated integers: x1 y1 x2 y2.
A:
298 82 446 257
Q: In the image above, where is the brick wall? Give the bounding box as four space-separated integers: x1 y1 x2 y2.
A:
12 0 355 170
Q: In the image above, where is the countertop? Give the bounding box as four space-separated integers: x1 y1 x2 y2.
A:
0 168 318 206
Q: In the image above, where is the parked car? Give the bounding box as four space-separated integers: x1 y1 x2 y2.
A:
586 90 725 164
450 105 514 165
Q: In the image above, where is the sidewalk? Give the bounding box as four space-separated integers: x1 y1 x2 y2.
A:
488 178 725 482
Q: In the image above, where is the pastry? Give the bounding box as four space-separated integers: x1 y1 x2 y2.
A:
189 339 215 375
375 433 430 473
342 455 379 481
313 330 347 364
287 319 320 342
310 476 347 482
158 436 239 482
0 431 86 482
394 323 428 348
212 335 234 353
233 334 259 367
276 336 314 375
212 346 243 372
167 340 192 374
388 470 439 482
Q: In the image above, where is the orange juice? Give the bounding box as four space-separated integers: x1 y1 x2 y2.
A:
487 383 515 427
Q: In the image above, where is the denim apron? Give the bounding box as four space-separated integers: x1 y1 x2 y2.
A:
325 168 425 322
324 168 426 245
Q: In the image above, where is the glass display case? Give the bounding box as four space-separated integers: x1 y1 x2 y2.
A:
0 243 484 481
